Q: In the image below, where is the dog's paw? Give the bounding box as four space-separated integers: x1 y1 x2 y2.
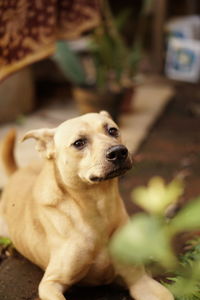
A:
130 275 174 300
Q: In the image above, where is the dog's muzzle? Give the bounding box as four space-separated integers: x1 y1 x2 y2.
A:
106 145 128 164
90 145 132 182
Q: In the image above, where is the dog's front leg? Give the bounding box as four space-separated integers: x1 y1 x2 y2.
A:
114 263 174 300
38 241 93 300
39 279 65 300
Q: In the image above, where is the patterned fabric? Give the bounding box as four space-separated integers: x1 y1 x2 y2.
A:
0 0 101 81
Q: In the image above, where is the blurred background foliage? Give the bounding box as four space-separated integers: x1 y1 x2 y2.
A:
110 177 200 300
53 0 152 91
52 0 153 120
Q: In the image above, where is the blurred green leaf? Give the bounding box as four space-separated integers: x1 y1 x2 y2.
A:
111 174 200 300
132 177 184 215
167 276 200 300
128 42 142 75
110 214 176 269
180 240 200 269
115 9 131 32
171 197 200 233
0 237 12 247
53 41 87 85
91 29 128 89
91 32 115 69
166 239 200 300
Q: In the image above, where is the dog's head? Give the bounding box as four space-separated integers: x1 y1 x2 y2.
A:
22 111 133 186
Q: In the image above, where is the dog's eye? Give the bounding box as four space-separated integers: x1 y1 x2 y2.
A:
73 139 87 149
108 127 119 137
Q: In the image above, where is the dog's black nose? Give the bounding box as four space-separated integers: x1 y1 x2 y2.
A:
106 145 128 163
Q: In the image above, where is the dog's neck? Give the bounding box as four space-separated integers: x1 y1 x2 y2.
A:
36 160 121 209
34 161 127 238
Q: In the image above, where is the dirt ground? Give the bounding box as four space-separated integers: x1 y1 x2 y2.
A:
121 83 200 214
0 83 200 300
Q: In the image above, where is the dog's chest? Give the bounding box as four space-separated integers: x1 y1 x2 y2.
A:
59 195 118 237
82 246 115 285
54 200 116 283
69 208 115 248
74 205 116 284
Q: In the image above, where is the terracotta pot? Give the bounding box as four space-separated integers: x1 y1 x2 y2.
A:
73 86 134 122
121 86 135 113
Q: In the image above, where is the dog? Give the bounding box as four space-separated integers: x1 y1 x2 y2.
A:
0 111 173 300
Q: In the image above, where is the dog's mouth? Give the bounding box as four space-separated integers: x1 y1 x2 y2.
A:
90 164 132 182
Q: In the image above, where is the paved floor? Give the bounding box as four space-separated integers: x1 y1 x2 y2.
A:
0 82 200 300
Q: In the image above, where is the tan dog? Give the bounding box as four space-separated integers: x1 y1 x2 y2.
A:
0 111 173 300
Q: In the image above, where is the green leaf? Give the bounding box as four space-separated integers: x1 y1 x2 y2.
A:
170 197 200 234
165 238 200 300
91 32 115 68
0 237 12 247
53 41 87 85
110 214 176 268
167 276 200 300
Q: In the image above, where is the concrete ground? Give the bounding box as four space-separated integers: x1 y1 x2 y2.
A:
1 81 200 300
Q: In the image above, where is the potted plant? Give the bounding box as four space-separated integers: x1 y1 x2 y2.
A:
53 0 152 121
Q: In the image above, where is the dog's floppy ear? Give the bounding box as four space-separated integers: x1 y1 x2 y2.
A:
100 110 112 119
21 128 56 159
